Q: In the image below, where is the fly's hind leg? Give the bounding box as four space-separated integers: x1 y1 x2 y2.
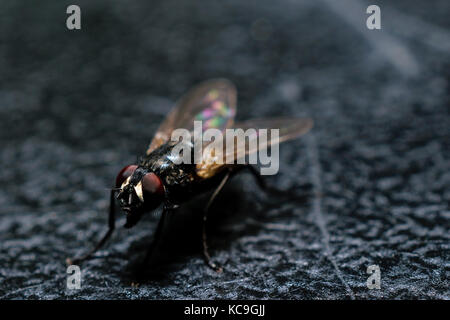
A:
66 188 117 265
244 165 267 190
202 170 231 273
244 165 309 203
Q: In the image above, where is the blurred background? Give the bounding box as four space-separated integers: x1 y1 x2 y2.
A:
0 0 448 299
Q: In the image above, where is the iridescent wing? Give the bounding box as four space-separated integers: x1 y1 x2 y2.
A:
196 117 313 178
146 79 237 155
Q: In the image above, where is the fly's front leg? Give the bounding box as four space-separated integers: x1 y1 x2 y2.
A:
66 188 117 265
139 202 176 271
202 170 231 273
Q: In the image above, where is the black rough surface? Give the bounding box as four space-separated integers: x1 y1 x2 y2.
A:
0 0 449 299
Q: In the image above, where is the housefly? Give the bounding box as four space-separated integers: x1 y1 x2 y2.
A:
67 79 313 272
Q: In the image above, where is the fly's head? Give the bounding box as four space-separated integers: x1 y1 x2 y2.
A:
115 165 165 228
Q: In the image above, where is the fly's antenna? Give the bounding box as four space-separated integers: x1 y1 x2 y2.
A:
111 187 122 198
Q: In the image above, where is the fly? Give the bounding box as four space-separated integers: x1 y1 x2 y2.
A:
67 79 313 272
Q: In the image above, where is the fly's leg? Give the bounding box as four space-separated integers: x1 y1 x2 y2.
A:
244 165 309 203
138 204 172 271
66 189 117 265
244 165 267 190
202 170 231 273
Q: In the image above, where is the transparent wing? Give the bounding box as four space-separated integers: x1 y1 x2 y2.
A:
196 117 313 178
146 79 237 155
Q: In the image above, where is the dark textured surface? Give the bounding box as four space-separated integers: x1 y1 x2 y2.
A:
0 0 449 299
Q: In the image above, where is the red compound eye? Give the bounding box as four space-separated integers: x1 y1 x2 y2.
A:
142 173 164 196
115 165 138 188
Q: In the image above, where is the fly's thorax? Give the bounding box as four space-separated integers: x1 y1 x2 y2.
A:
140 142 198 187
